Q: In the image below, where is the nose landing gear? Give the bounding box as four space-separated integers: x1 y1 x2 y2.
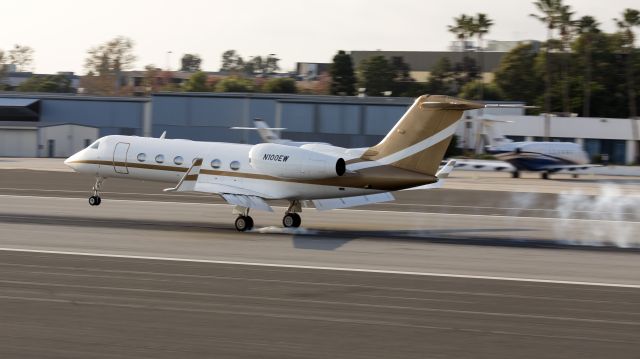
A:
89 177 104 206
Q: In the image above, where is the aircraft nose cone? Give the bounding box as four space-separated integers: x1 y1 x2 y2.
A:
64 153 80 169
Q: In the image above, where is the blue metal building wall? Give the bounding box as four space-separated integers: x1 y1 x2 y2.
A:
151 93 412 148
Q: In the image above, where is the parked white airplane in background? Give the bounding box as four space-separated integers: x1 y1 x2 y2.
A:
65 95 479 231
479 116 598 179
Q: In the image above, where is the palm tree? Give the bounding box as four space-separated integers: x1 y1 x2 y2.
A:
530 0 561 106
531 0 561 139
557 4 574 114
448 14 473 50
615 8 640 119
471 13 494 100
574 16 600 117
449 14 474 86
615 8 640 163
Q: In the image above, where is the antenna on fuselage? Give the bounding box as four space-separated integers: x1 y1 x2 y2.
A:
159 131 167 139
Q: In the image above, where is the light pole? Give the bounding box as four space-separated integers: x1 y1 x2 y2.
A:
166 51 173 71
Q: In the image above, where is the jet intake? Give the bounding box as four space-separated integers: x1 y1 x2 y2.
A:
249 143 345 179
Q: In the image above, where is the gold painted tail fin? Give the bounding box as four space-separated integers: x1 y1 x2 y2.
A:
360 95 483 176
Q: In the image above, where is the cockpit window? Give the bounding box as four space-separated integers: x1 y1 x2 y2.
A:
89 140 100 149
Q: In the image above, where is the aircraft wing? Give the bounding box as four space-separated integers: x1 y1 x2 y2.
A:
313 192 395 211
163 158 274 211
538 164 603 172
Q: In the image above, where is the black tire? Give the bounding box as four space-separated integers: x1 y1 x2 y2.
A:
245 216 254 230
89 196 98 206
95 196 102 205
292 213 301 228
235 216 250 232
511 171 520 179
283 213 296 228
541 172 549 180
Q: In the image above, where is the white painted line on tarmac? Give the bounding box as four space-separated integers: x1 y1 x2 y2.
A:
1 194 637 223
0 247 638 289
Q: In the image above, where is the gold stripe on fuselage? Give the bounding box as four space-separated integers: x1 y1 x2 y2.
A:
68 160 437 191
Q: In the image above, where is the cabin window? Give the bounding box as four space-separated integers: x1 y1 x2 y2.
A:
173 156 184 165
137 153 146 162
89 140 100 149
211 159 221 169
230 161 241 170
155 154 165 163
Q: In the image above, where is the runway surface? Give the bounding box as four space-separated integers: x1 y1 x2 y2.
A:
0 250 639 359
1 168 639 358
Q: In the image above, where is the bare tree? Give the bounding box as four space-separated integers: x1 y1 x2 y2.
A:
84 36 136 75
84 36 136 94
8 44 35 71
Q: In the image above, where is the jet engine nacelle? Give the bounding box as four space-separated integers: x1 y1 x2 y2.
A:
249 143 346 179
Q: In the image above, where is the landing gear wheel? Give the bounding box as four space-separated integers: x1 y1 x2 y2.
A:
89 195 101 206
235 216 253 232
511 171 520 178
283 213 301 228
541 172 549 180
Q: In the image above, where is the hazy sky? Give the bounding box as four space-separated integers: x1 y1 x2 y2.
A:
2 0 638 74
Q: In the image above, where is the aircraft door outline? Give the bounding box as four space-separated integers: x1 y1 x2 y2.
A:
113 142 130 174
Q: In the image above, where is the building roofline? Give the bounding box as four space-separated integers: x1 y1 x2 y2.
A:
0 92 150 102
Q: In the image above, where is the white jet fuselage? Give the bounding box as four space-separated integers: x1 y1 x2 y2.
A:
65 134 401 200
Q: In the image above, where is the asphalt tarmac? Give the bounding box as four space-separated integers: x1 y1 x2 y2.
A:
1 169 639 358
1 169 639 221
0 250 638 359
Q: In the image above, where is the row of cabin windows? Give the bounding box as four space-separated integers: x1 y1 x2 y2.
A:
136 153 241 170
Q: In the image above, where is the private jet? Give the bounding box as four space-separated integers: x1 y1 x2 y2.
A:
65 95 482 231
479 117 598 179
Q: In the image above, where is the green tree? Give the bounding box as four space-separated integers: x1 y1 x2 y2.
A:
390 56 415 96
8 44 34 71
214 76 253 92
458 81 503 101
494 43 542 108
180 54 202 72
262 77 297 93
16 74 72 93
574 15 600 116
329 50 356 95
615 8 640 119
424 57 456 96
182 71 210 92
358 56 395 96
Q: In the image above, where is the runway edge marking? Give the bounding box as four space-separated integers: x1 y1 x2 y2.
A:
0 247 638 289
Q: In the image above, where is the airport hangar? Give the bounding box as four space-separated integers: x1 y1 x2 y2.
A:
0 92 637 164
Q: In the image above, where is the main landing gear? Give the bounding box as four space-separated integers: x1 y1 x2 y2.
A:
282 200 302 228
233 206 254 232
231 200 303 232
89 177 104 206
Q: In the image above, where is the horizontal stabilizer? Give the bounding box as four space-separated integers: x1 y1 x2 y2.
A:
404 159 456 190
435 159 456 178
220 194 273 212
163 158 203 192
313 192 395 211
